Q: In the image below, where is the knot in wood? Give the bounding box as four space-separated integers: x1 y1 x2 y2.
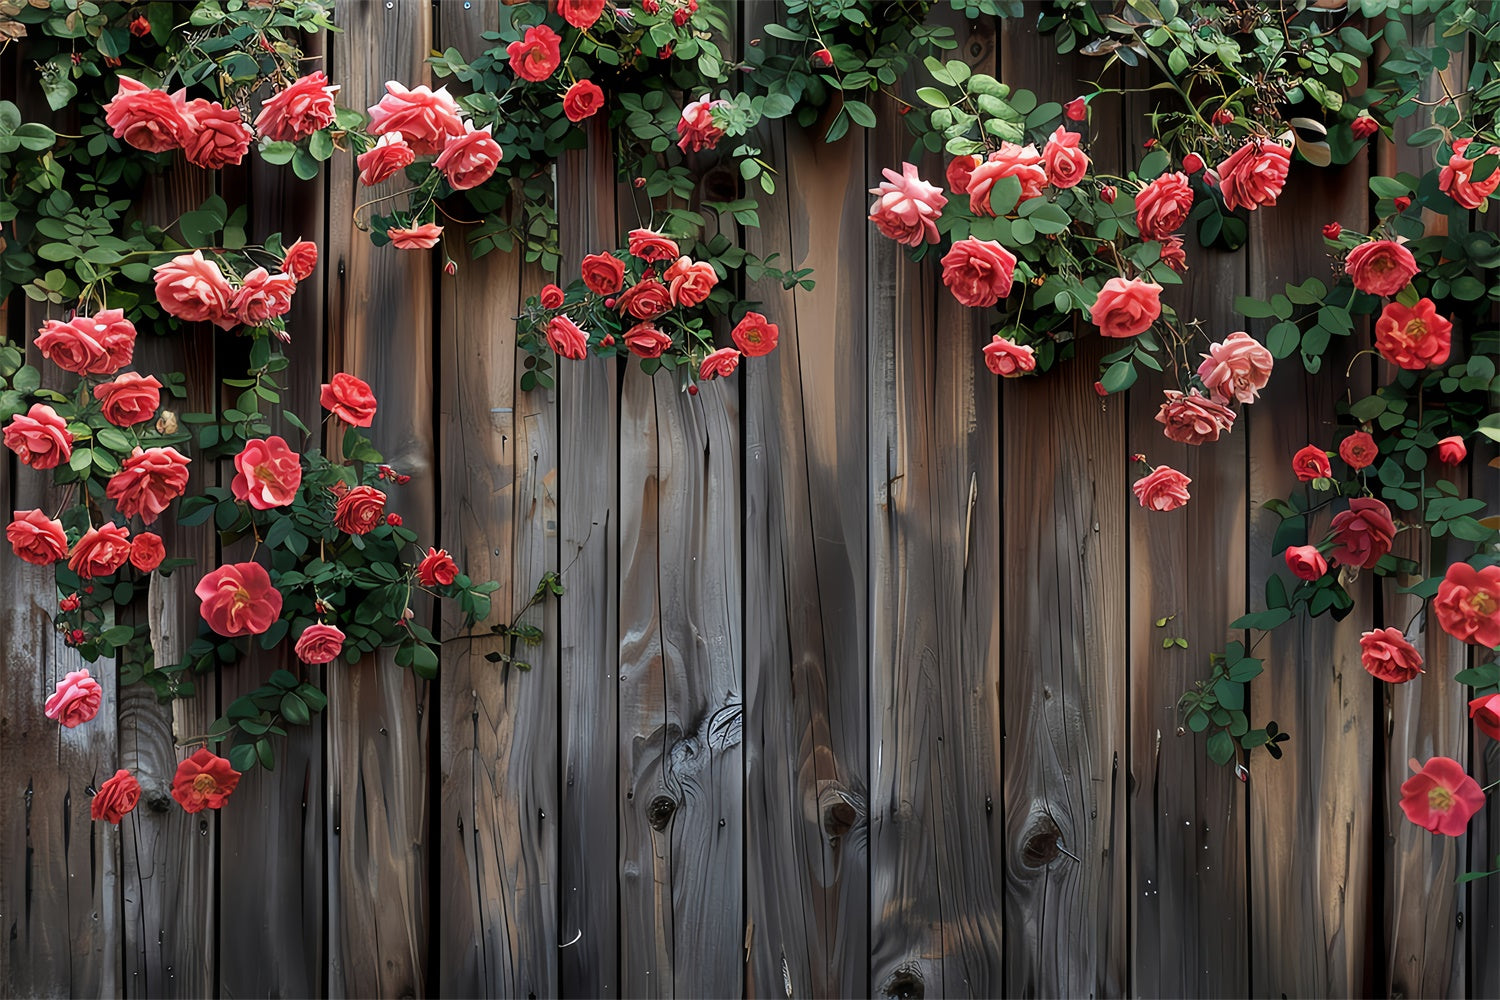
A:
880 963 925 1000
1020 814 1063 869
647 794 677 831
822 798 856 840
701 164 738 203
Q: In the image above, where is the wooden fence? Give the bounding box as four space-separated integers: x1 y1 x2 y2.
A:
3 2 1498 997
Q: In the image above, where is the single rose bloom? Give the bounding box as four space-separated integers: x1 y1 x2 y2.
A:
294 622 346 665
171 748 241 814
4 403 73 469
1292 444 1332 482
507 24 563 82
1041 125 1089 189
664 256 718 308
1323 221 1342 240
731 311 779 358
1284 544 1328 581
1338 431 1378 470
1132 465 1191 511
180 97 254 169
615 278 673 320
129 532 166 573
357 130 417 186
700 347 741 380
321 372 378 426
540 284 565 309
1216 140 1291 212
1159 235 1189 273
104 76 190 152
581 252 625 294
941 238 1017 309
1197 331 1273 404
418 547 460 588
68 523 132 579
1135 171 1194 240
106 446 191 524
563 79 605 122
1436 436 1467 465
946 155 979 195
1470 693 1500 742
91 769 141 824
1351 114 1380 140
388 222 444 250
627 229 680 263
154 251 236 329
1344 239 1419 297
865 162 947 246
254 70 340 142
980 334 1035 378
435 121 503 190
36 309 136 375
1065 96 1087 121
282 240 319 282
1439 137 1500 209
625 321 673 359
1399 757 1485 836
195 561 283 636
1433 562 1500 647
1374 297 1452 369
230 267 297 326
44 669 103 728
1156 389 1236 445
367 82 465 155
1328 496 1396 570
558 0 607 29
92 372 162 429
1359 627 1424 683
546 315 590 360
1091 276 1162 338
677 94 728 153
968 143 1047 217
335 484 387 535
231 435 302 509
7 509 68 566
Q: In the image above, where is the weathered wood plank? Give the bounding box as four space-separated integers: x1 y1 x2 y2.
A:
325 2 433 993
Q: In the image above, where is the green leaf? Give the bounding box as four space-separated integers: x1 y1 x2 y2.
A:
228 742 257 772
280 692 311 726
1100 358 1136 393
1266 321 1300 358
1206 730 1235 765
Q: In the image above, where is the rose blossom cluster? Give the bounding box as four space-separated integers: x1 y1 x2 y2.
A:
83 748 243 825
152 240 319 333
1336 234 1454 370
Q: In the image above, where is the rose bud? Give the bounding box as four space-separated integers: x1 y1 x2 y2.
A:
1182 152 1204 174
1323 222 1341 240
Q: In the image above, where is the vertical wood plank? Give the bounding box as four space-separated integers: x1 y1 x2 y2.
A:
326 2 433 993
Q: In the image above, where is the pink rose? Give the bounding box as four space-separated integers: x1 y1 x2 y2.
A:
676 94 728 153
68 523 132 579
627 229 680 263
1135 171 1194 240
563 79 605 122
1359 627 1424 683
945 155 978 195
968 143 1047 216
321 373 378 426
1284 544 1328 581
367 82 465 155
1439 138 1500 210
663 256 718 308
941 238 1016 308
180 98 253 169
1041 126 1089 189
1197 331 1273 404
358 131 417 186
1400 757 1484 836
977 334 1033 378
1344 239 1419 297
867 162 947 246
106 446 191 524
334 485 386 535
1436 436 1467 465
282 240 319 282
230 267 296 326
35 309 136 375
624 322 672 359
1328 497 1396 570
103 76 190 152
231 435 302 509
1338 431 1378 470
388 223 443 250
1434 562 1500 648
435 121 503 190
4 403 73 470
7 509 68 565
731 312 778 357
129 532 165 573
1155 389 1236 445
507 25 563 83
700 347 741 380
1292 444 1332 482
154 251 235 329
1374 297 1451 369
254 70 340 142
1133 466 1192 511
294 623 346 665
546 316 589 360
1090 276 1162 338
44 669 103 728
196 561 282 637
1216 139 1291 212
581 253 626 294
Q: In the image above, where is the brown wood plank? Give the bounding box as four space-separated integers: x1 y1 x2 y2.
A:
1246 161 1375 998
325 2 433 993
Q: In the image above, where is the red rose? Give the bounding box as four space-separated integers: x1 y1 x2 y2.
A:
195 561 282 636
1064 97 1087 121
677 94 728 153
664 256 718 308
44 668 103 727
700 347 741 380
358 131 417 186
92 372 162 428
418 547 459 587
7 509 68 566
1436 436 1466 465
335 485 387 535
545 316 590 360
435 122 503 190
540 284 566 309
1338 431 1378 470
1434 562 1500 647
1091 276 1162 338
1135 172 1194 241
1351 114 1379 140
230 267 296 326
4 403 73 469
1182 152 1204 174
731 312 779 358
1374 297 1452 369
91 769 141 824
1132 465 1191 511
68 523 132 579
627 228 680 263
945 155 978 195
105 446 191 524
1399 757 1484 836
294 623 346 665
35 309 137 375
968 142 1046 216
563 79 605 122
180 97 253 169
1471 693 1500 742
1323 222 1342 240
1155 389 1236 445
1291 444 1332 481
615 279 673 321
1344 239 1419 297
321 373 378 426
1328 497 1395 570
558 0 607 28
128 15 151 36
231 435 302 509
171 748 240 813
941 238 1017 309
624 322 672 359
1284 544 1328 581
812 47 833 68
367 82 464 155
1216 139 1291 212
507 25 563 82
1358 627 1423 683
281 240 319 282
153 250 236 329
1041 126 1089 189
581 252 626 294
103 76 190 153
254 70 339 142
129 532 166 573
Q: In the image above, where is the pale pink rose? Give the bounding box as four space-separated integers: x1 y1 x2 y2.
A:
1155 389 1236 445
230 268 296 326
1439 138 1500 209
367 82 465 155
105 446 191 524
941 238 1016 308
388 223 443 250
1133 466 1192 511
676 95 728 153
867 162 947 246
254 70 340 142
1216 140 1291 212
1135 171 1193 240
103 76 190 152
44 669 103 728
981 335 1035 377
968 143 1046 216
179 98 253 169
1090 276 1162 338
357 131 417 186
153 251 236 329
434 121 503 190
1196 331 1273 404
1041 126 1089 189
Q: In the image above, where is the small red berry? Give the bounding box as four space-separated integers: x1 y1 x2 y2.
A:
1182 152 1204 174
70 629 86 645
604 297 616 308
396 474 411 485
1322 222 1342 240
84 586 94 595
386 513 402 526
687 383 699 396
1394 195 1411 211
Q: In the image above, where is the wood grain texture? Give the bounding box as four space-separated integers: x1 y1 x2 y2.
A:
325 2 434 994
1246 160 1375 999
